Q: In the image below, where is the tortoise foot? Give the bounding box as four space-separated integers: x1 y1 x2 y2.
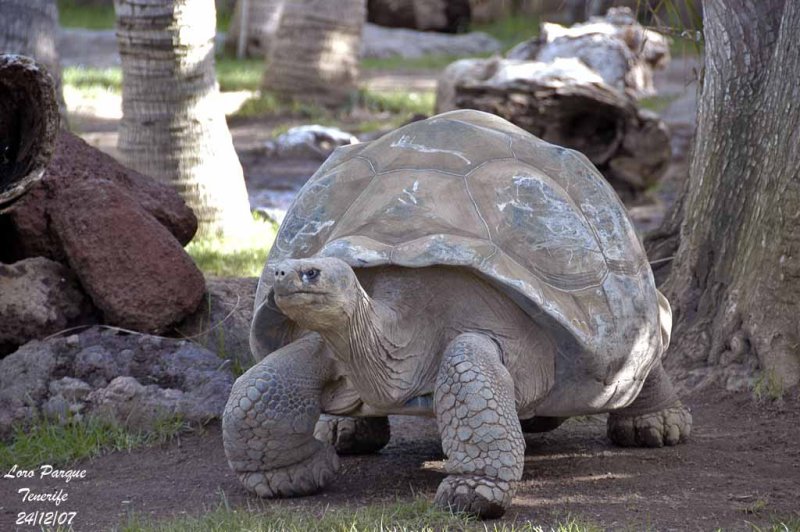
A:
238 443 340 498
314 415 391 455
434 475 512 519
607 401 692 448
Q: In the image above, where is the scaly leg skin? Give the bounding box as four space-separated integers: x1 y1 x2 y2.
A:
434 333 524 519
607 361 692 448
314 415 391 455
222 334 339 497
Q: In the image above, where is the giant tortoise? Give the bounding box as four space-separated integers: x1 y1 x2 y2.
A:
222 109 691 518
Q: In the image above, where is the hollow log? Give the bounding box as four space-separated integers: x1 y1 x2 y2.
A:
0 54 59 212
450 58 670 197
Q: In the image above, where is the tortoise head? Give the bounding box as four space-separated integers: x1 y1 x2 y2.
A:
271 257 361 330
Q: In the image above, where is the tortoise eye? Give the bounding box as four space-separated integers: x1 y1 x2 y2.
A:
302 268 320 281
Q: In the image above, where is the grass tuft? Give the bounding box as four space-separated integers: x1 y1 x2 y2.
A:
748 517 800 532
185 214 277 277
0 416 188 471
120 498 602 532
120 499 472 532
752 370 785 403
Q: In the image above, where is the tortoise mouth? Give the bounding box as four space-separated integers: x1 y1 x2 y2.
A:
273 286 329 297
273 287 332 308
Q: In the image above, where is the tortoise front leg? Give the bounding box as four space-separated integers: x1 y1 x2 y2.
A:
434 333 524 519
222 333 339 497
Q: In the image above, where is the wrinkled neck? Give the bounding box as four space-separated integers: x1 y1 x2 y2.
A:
319 285 418 406
320 287 402 360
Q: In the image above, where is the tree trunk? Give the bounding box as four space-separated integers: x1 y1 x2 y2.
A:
114 0 253 238
225 0 285 58
262 0 365 107
0 0 66 115
657 0 800 392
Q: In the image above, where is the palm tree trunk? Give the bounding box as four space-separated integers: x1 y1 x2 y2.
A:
114 0 253 238
0 0 66 116
226 0 285 58
262 0 365 107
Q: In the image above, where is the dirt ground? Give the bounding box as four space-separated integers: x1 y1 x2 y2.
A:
1 387 798 531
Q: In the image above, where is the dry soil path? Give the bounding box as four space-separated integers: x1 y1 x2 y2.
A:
1 388 798 531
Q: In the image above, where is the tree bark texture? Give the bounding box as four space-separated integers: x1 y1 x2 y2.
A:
0 0 66 115
660 0 800 391
114 0 253 238
263 0 365 107
225 0 284 58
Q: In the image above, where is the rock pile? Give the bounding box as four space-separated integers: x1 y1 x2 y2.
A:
0 327 234 437
0 131 206 353
0 54 205 356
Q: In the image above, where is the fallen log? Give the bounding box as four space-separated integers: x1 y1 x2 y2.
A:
449 57 670 196
0 54 59 212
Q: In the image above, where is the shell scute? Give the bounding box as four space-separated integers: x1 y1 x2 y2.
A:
359 115 513 176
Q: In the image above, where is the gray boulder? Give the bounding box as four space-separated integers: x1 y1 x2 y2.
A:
362 23 500 59
0 257 91 355
263 125 359 161
0 327 234 437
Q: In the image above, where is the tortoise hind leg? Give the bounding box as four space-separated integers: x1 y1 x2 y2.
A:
607 361 692 448
314 415 390 455
433 333 525 519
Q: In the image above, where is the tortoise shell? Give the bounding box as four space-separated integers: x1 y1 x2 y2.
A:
253 110 669 414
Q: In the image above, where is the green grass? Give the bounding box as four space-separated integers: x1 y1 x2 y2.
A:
120 499 601 532
639 94 679 113
57 0 233 31
0 416 188 470
186 214 276 277
63 61 261 95
357 89 435 116
748 517 800 532
752 370 786 403
361 54 489 71
473 13 542 52
63 65 122 92
58 0 116 30
230 87 434 126
215 57 263 92
232 91 331 121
